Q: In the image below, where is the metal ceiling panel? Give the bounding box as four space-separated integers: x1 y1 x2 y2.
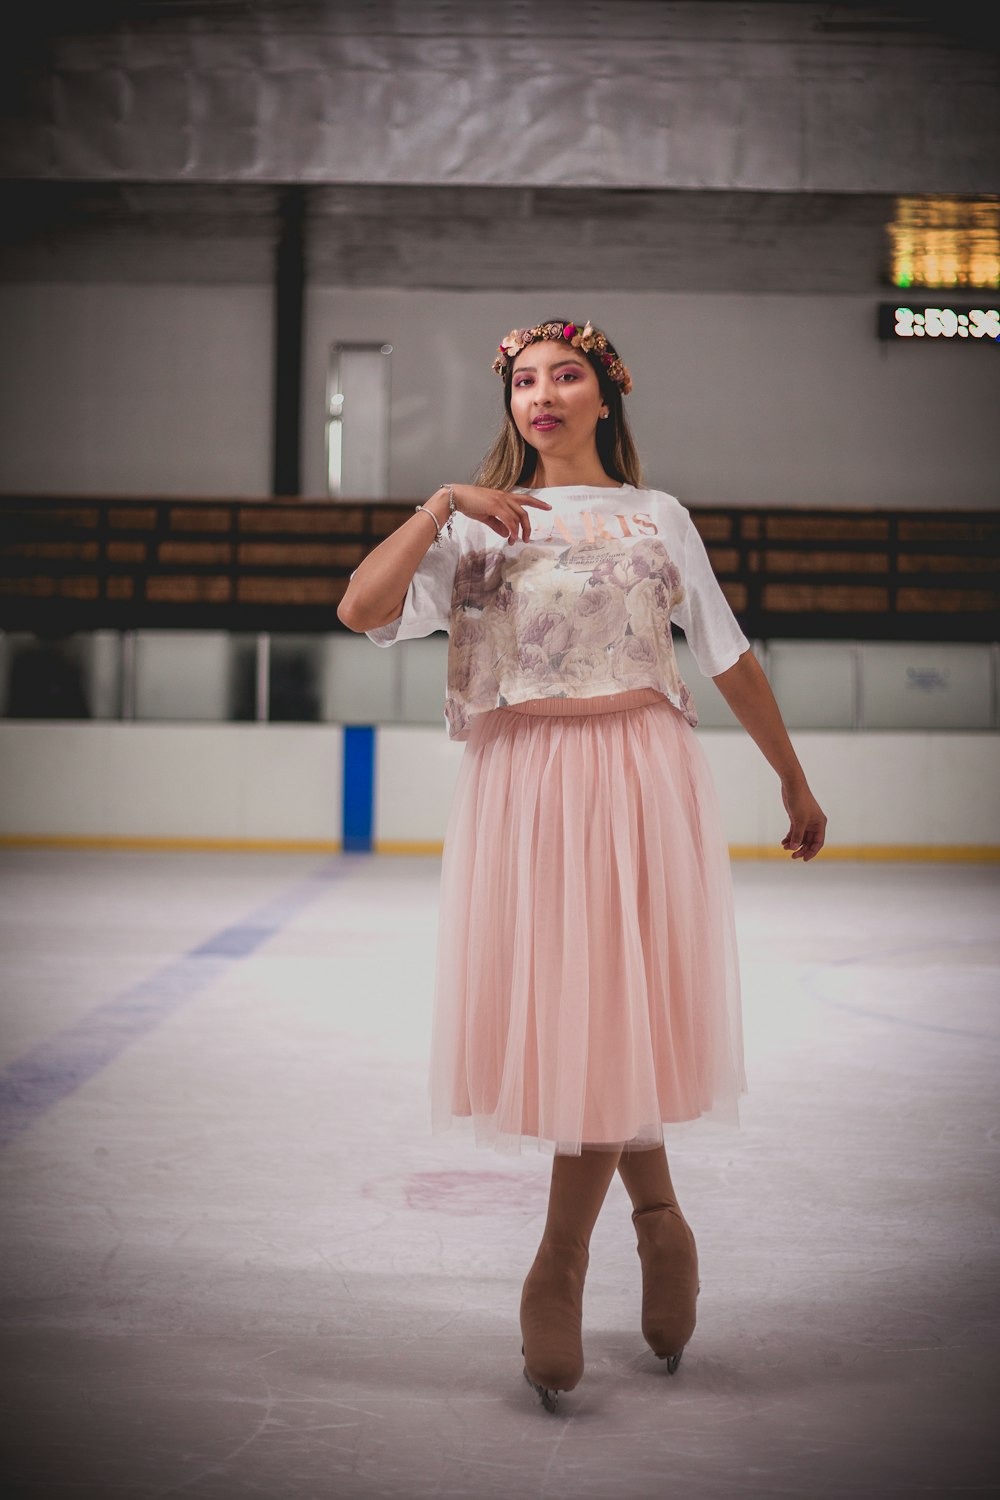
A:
1 1 997 191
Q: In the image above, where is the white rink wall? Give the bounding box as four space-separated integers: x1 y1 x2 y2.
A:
0 721 997 856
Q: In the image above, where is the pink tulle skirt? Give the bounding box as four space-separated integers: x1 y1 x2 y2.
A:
428 687 747 1157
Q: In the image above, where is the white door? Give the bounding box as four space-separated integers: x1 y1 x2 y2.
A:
326 342 393 499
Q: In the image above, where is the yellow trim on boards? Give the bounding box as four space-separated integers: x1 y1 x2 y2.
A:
726 844 1000 863
0 834 342 854
0 834 998 862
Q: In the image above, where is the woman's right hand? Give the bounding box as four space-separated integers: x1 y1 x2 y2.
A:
447 484 553 544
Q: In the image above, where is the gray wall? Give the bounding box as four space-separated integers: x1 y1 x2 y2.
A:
0 281 995 507
0 284 272 496
303 288 1000 507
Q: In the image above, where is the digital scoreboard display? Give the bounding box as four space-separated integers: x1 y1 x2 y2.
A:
877 303 1000 340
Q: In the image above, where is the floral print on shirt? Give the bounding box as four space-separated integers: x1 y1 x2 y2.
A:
444 534 694 739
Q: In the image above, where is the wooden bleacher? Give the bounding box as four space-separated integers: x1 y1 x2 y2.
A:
0 495 997 641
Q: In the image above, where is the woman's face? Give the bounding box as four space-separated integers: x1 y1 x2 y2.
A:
509 338 606 456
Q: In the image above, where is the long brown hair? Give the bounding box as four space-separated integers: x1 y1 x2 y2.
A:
470 316 645 490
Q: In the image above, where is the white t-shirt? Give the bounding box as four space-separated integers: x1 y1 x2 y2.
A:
354 484 750 740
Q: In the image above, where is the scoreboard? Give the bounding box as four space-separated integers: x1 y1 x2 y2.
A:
877 303 1000 340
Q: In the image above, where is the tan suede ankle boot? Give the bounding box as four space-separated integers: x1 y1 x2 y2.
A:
519 1242 589 1409
632 1204 699 1373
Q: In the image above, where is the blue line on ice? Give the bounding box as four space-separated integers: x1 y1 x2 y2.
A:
0 857 346 1148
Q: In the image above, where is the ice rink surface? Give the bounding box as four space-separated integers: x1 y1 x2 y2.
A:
0 848 997 1499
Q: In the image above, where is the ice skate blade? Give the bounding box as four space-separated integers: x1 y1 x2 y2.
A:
520 1343 560 1413
655 1348 684 1374
523 1364 559 1412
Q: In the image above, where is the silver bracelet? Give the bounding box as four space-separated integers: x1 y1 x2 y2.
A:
413 485 456 547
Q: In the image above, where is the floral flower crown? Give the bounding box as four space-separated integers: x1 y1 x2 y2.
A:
492 319 634 395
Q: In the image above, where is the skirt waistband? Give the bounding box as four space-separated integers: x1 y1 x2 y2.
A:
503 687 668 718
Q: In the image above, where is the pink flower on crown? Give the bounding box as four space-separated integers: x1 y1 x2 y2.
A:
492 317 634 394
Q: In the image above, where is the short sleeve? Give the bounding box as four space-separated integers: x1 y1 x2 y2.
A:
671 512 750 677
354 523 460 647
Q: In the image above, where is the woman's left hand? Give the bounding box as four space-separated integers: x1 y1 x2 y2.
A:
780 781 827 861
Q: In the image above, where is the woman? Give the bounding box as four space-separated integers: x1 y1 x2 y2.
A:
339 317 827 1414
